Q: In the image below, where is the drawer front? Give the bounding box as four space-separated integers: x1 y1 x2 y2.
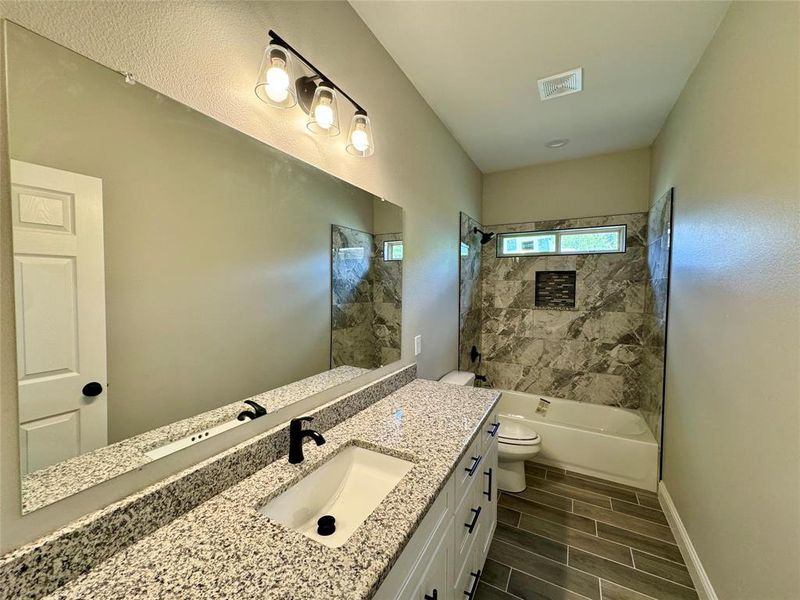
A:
454 537 482 600
454 436 482 507
374 476 454 600
410 519 454 600
477 445 498 567
481 409 501 453
454 472 484 577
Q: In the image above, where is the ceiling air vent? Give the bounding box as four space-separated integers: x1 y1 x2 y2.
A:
537 68 583 101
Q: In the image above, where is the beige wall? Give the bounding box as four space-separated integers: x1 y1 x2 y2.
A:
650 3 799 599
482 147 650 225
7 22 384 443
0 1 481 551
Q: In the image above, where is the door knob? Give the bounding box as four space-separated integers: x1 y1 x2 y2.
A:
82 382 103 397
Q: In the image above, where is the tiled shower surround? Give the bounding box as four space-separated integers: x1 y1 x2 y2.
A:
459 209 671 436
640 190 673 438
331 225 402 369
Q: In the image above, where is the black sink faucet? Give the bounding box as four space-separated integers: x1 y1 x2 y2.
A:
288 416 326 464
237 400 267 421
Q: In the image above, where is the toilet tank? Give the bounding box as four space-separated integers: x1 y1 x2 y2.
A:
439 370 476 386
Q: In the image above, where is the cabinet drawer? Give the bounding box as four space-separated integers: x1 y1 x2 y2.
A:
454 436 482 508
454 536 482 600
481 408 501 453
410 518 453 600
374 476 454 600
454 474 484 575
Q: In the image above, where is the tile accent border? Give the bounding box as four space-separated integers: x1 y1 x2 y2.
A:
658 482 718 600
0 364 416 600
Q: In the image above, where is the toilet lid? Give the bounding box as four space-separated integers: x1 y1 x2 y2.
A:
498 420 540 444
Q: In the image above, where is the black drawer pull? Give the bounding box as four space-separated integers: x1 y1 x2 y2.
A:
424 591 438 600
483 467 493 502
465 455 482 477
464 505 482 534
464 569 482 599
488 422 500 437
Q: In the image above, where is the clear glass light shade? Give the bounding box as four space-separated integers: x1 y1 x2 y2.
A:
306 83 340 136
346 113 375 157
254 44 297 109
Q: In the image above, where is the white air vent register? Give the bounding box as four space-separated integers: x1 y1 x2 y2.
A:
537 68 583 101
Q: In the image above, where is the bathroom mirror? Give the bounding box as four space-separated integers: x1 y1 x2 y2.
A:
5 22 403 513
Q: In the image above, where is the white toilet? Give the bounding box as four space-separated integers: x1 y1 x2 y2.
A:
496 417 541 493
438 371 541 493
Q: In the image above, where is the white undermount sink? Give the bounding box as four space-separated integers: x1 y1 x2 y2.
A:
258 445 414 548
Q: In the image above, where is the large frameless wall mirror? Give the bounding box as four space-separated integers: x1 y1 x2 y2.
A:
5 22 403 513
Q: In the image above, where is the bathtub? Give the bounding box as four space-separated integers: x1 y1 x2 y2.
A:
497 389 659 492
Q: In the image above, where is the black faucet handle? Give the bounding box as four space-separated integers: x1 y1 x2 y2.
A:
292 415 314 425
243 400 267 417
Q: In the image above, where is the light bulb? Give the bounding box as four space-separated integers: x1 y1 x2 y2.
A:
314 99 334 130
265 58 290 103
350 126 369 152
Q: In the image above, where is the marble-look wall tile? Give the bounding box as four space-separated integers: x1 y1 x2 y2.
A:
475 212 650 408
639 190 673 440
331 225 377 369
459 213 483 371
330 226 402 370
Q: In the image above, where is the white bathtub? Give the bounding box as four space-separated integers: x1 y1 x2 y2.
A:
497 390 659 492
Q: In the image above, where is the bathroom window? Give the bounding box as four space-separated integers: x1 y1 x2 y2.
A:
496 225 626 257
383 240 403 261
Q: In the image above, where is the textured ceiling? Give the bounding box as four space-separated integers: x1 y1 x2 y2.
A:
351 1 729 172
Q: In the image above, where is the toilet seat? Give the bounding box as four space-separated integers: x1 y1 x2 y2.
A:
498 420 540 446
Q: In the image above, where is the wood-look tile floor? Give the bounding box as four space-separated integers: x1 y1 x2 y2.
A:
476 462 697 600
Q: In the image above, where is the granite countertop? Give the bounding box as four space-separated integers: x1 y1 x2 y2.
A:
43 379 499 600
22 366 371 514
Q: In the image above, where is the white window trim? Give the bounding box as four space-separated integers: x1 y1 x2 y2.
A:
496 224 627 257
383 240 403 261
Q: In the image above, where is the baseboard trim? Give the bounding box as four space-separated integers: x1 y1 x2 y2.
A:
658 482 718 600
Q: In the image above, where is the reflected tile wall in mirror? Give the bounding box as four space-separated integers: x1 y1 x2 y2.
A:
5 22 403 512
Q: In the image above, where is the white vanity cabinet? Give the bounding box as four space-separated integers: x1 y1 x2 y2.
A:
375 409 500 600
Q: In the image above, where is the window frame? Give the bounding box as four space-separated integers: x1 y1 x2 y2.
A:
383 239 403 261
496 224 627 258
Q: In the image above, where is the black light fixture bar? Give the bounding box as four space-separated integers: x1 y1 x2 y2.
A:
268 30 367 115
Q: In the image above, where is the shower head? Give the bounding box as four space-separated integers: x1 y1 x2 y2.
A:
473 227 495 245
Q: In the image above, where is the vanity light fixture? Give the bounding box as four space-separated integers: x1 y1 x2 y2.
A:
307 80 340 136
255 30 375 156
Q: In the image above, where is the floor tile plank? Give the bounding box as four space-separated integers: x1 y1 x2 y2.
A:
475 581 523 600
545 472 638 502
518 514 633 566
525 462 548 478
596 523 684 565
494 521 568 563
611 499 668 525
529 461 566 475
511 486 574 511
482 558 512 590
632 550 694 588
568 548 697 600
489 540 601 600
600 580 660 600
635 493 662 510
499 493 597 534
526 476 613 509
502 560 600 600
573 502 674 543
499 505 522 527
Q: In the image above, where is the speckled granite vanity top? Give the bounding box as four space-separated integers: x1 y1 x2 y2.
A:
43 379 499 600
23 366 370 513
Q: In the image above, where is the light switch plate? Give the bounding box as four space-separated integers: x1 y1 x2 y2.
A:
414 335 422 356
